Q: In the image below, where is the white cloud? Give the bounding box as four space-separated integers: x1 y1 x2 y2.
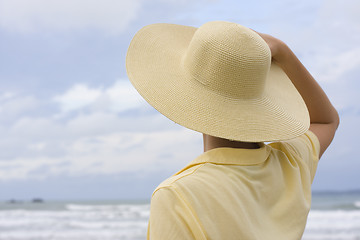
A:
0 0 141 34
0 79 201 181
318 0 360 30
53 80 145 114
266 0 359 85
64 129 200 175
0 94 39 121
0 0 359 191
0 129 201 180
312 47 360 83
105 80 147 112
0 92 15 101
54 84 102 112
306 1 360 83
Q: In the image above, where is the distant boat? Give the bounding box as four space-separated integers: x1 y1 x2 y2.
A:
6 199 23 204
32 198 44 203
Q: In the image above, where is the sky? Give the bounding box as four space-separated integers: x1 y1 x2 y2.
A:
0 0 359 201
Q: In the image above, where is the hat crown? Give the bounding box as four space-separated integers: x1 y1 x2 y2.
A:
183 21 271 99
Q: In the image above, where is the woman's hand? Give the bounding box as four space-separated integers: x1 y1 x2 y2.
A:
254 31 288 64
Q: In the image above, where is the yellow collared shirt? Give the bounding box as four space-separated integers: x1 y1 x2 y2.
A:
148 131 320 240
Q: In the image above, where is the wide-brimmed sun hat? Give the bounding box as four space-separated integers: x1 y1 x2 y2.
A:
126 21 309 142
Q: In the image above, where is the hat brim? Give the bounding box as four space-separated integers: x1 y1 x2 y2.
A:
126 23 309 142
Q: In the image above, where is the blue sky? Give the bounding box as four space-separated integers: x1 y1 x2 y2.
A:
0 0 359 201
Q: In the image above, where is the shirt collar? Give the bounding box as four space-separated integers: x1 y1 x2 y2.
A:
177 144 271 174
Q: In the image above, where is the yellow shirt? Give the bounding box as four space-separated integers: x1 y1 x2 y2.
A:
148 131 320 240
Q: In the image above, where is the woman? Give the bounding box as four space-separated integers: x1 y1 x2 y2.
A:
126 21 339 240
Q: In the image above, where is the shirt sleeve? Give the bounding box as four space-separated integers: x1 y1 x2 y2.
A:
282 130 321 182
147 186 207 240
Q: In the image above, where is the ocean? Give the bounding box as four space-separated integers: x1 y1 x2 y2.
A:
0 192 359 240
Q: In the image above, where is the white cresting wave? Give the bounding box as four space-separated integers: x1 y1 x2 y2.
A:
0 203 150 240
303 210 360 240
0 203 360 240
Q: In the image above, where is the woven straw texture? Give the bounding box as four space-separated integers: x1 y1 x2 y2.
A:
126 21 309 142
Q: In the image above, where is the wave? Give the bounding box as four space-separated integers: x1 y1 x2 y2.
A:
304 210 360 237
1 203 359 240
65 203 150 219
0 204 150 240
66 203 149 211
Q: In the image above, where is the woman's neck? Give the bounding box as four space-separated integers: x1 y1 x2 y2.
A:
203 134 261 152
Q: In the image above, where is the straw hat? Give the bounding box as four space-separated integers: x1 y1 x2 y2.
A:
126 21 309 142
